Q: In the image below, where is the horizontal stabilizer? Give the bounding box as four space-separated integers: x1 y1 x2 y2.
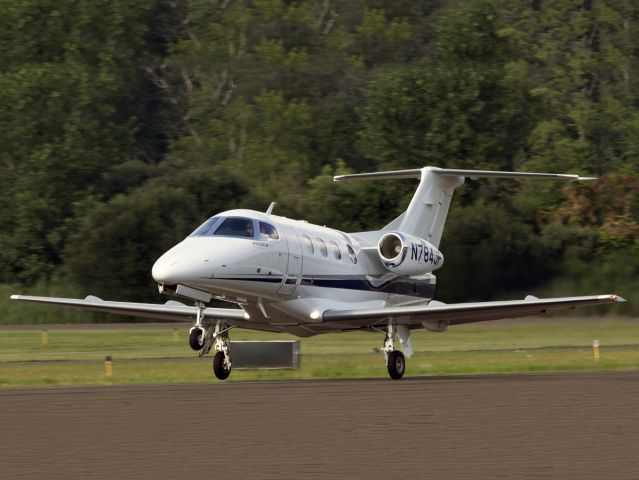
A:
334 167 596 182
334 169 422 181
335 166 595 247
431 168 596 181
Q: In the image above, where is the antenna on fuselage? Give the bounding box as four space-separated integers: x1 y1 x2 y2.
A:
266 202 277 215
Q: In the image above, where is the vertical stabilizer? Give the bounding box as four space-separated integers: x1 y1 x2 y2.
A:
397 168 464 247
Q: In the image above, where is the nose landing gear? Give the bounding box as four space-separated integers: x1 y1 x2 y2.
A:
188 302 206 351
189 328 204 350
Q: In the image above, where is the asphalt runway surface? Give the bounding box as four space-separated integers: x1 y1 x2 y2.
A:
2 372 638 480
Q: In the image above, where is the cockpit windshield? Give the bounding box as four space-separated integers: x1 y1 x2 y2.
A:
214 217 255 238
190 216 282 240
190 216 256 238
190 216 222 237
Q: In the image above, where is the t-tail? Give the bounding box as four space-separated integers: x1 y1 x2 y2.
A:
334 166 595 248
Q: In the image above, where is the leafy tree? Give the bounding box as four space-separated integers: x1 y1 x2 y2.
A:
3 0 639 318
0 0 178 283
437 202 550 302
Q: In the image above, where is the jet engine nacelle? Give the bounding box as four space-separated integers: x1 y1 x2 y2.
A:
378 232 444 276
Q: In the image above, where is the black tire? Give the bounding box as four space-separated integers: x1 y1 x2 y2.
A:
189 328 204 351
387 350 405 380
213 351 231 380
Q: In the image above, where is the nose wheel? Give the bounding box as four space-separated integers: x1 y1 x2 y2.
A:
188 302 206 351
189 328 204 351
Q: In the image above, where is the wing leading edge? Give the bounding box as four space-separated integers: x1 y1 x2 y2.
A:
10 295 247 323
10 293 625 328
321 294 625 328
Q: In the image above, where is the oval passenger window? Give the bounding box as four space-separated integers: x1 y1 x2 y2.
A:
302 235 314 254
329 241 341 260
316 238 328 257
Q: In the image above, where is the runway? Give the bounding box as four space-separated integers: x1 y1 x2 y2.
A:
2 371 638 479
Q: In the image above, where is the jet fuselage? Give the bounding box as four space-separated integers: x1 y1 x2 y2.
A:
151 209 435 336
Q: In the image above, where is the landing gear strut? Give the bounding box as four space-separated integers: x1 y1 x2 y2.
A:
381 323 406 380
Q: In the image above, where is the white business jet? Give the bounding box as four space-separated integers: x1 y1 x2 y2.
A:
11 166 624 379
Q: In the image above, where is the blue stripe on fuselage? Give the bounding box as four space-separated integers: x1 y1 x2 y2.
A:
299 275 435 299
212 276 283 283
210 275 435 298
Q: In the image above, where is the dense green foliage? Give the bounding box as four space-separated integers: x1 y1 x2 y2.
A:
2 0 638 320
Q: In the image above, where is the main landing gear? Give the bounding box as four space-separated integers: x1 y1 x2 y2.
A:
381 323 409 380
188 303 233 380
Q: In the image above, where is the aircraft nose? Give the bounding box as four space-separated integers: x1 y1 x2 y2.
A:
152 240 214 285
153 256 207 285
151 257 181 284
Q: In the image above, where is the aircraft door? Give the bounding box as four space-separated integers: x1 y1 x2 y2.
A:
277 223 303 295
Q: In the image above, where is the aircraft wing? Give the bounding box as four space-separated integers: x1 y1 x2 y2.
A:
321 294 625 328
10 295 247 323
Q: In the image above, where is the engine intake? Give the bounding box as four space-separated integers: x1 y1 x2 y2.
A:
378 232 444 276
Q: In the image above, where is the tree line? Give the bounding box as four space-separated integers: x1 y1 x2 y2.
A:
1 0 637 321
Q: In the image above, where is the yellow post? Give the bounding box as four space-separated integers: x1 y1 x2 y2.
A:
593 339 600 361
41 330 48 345
105 355 113 377
173 328 179 342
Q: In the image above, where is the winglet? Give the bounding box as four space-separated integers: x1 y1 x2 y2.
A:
598 294 626 302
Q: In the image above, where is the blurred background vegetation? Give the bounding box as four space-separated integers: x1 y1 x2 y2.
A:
1 0 638 322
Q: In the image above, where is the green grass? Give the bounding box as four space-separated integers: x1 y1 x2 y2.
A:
1 317 638 387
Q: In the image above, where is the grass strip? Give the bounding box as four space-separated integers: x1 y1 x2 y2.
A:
1 318 638 387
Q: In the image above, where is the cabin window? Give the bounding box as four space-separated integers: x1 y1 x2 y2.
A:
329 241 341 260
316 238 328 257
258 222 279 240
346 244 357 264
302 235 314 254
213 217 256 238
